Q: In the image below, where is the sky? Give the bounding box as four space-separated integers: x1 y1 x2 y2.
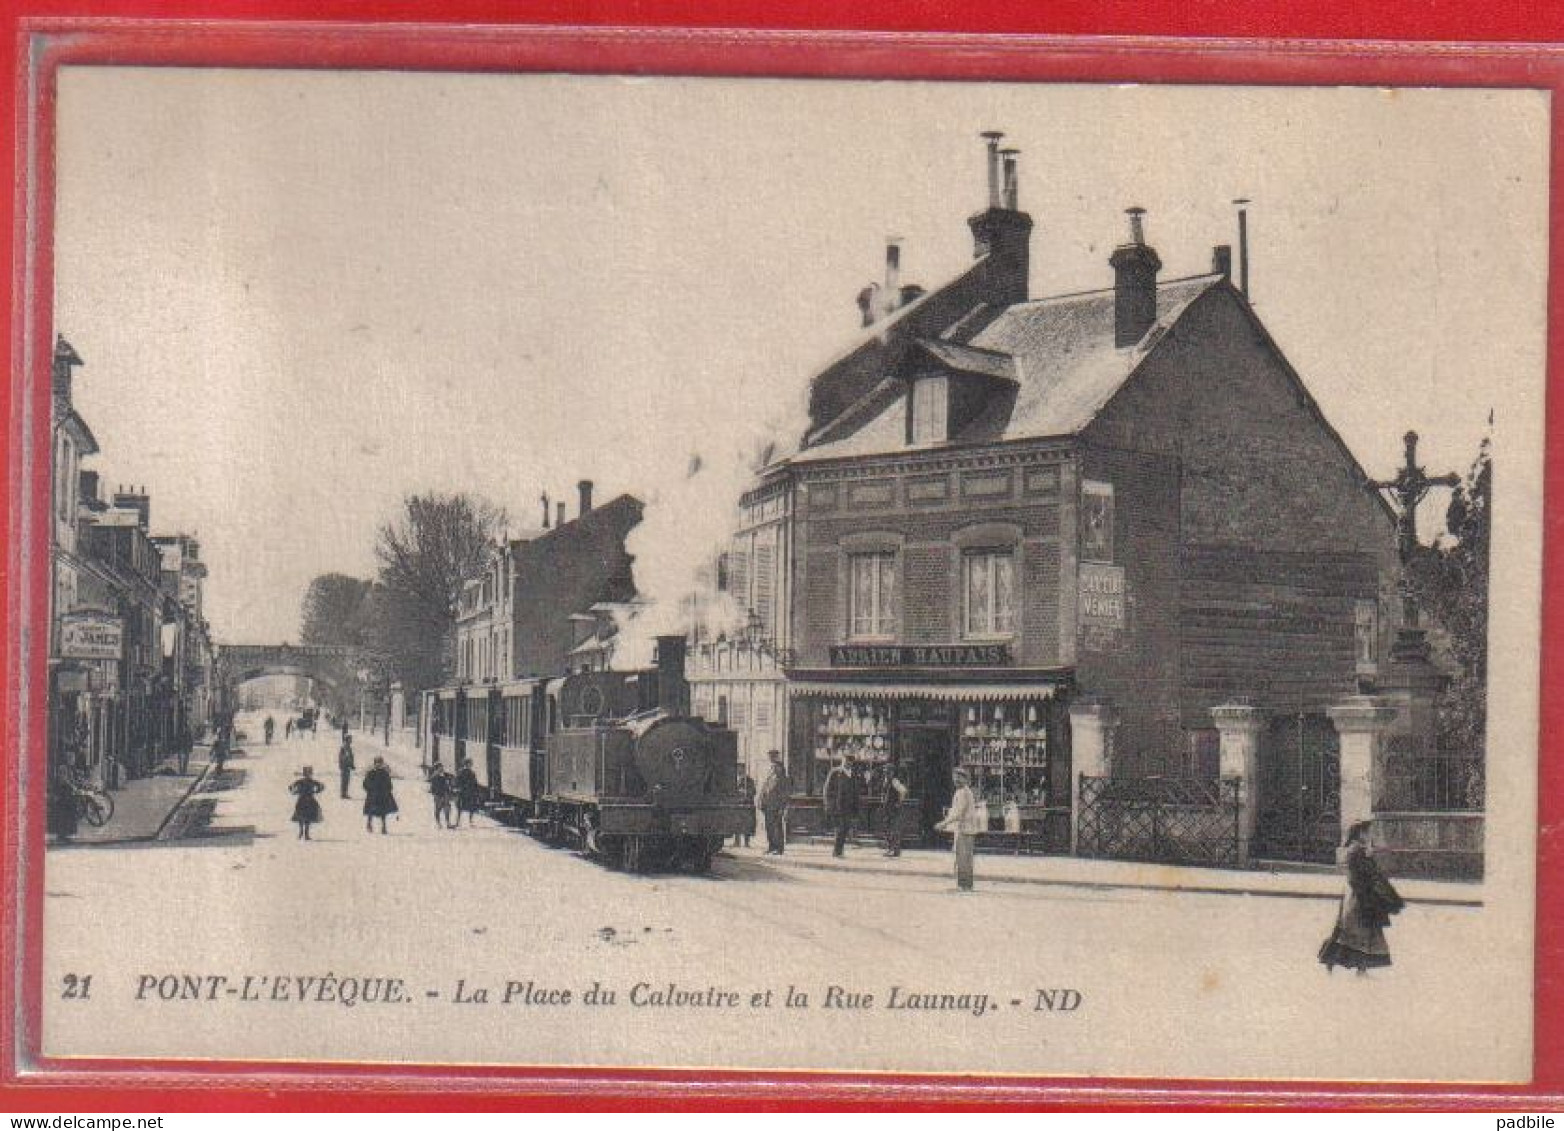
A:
52 70 1551 644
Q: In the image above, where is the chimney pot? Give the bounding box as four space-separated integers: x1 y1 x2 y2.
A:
541 492 550 529
578 479 594 517
883 238 902 319
556 502 566 528
1212 244 1232 278
1000 148 1020 210
1126 206 1147 246
1233 198 1252 300
980 131 1005 209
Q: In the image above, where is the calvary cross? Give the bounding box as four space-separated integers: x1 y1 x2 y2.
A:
1367 430 1460 628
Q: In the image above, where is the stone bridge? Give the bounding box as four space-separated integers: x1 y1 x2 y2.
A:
215 642 376 716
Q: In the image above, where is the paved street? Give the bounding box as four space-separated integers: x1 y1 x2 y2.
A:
41 712 1524 1081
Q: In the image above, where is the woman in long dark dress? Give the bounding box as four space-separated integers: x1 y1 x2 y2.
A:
289 766 325 840
362 756 398 834
1319 821 1406 974
453 759 482 827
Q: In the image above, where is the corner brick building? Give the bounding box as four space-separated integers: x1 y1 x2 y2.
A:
749 137 1407 864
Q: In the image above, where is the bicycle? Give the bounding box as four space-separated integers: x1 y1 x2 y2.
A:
68 772 114 828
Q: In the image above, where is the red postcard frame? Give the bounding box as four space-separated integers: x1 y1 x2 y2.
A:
2 12 1562 1113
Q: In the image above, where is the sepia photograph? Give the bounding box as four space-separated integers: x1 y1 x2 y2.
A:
24 58 1546 1083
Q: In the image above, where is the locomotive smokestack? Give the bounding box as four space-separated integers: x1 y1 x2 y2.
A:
655 634 689 716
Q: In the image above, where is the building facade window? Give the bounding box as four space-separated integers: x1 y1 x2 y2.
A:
910 376 948 444
848 551 897 640
962 549 1015 638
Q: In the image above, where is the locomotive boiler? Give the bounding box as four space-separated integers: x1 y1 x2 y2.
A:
537 636 751 873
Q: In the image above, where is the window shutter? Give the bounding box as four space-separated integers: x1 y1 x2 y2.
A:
754 544 775 632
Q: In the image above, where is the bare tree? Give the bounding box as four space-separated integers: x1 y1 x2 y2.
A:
374 492 508 688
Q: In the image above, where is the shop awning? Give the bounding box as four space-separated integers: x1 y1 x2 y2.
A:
787 681 1065 702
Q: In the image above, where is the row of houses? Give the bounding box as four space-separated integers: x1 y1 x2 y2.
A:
447 135 1482 877
49 337 217 789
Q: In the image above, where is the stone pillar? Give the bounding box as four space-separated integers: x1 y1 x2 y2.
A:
390 682 406 734
1211 702 1266 865
1069 699 1118 855
1326 694 1398 848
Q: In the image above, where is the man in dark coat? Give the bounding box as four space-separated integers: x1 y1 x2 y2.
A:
454 758 482 827
337 735 356 799
823 754 860 858
757 750 789 856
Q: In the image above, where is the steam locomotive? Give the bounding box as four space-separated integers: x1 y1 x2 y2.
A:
421 636 751 872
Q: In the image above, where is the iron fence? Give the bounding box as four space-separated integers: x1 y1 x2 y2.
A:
1378 736 1484 813
1077 774 1242 867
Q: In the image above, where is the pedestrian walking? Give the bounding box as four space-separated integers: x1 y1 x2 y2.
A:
264 716 275 746
211 733 229 776
1318 821 1406 975
758 749 789 856
362 755 398 834
341 718 351 744
428 759 455 829
734 767 757 848
285 718 294 741
823 754 861 858
880 763 909 858
176 721 193 775
337 734 356 799
936 767 983 892
289 766 325 840
454 758 482 827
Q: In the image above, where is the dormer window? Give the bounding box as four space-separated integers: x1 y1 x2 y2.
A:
909 376 948 444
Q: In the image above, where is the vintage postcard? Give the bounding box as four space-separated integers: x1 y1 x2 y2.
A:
22 55 1545 1084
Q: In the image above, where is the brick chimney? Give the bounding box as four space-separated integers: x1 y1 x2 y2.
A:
53 336 83 404
1109 207 1162 348
967 131 1033 308
1212 244 1233 279
578 479 594 518
113 485 150 528
556 501 566 528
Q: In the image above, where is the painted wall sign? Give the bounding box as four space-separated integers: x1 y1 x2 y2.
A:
830 643 1011 667
59 612 124 661
1078 562 1127 652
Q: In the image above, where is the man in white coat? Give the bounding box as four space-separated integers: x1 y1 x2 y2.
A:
937 767 983 891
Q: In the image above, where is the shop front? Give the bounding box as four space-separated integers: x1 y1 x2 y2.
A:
784 665 1074 852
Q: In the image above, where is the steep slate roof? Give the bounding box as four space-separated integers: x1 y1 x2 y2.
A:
790 273 1224 464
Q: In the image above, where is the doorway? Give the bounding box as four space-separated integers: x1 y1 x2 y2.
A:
899 724 955 844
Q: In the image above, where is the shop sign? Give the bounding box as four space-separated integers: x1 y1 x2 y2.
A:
60 612 123 661
1078 562 1126 650
830 643 1011 668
